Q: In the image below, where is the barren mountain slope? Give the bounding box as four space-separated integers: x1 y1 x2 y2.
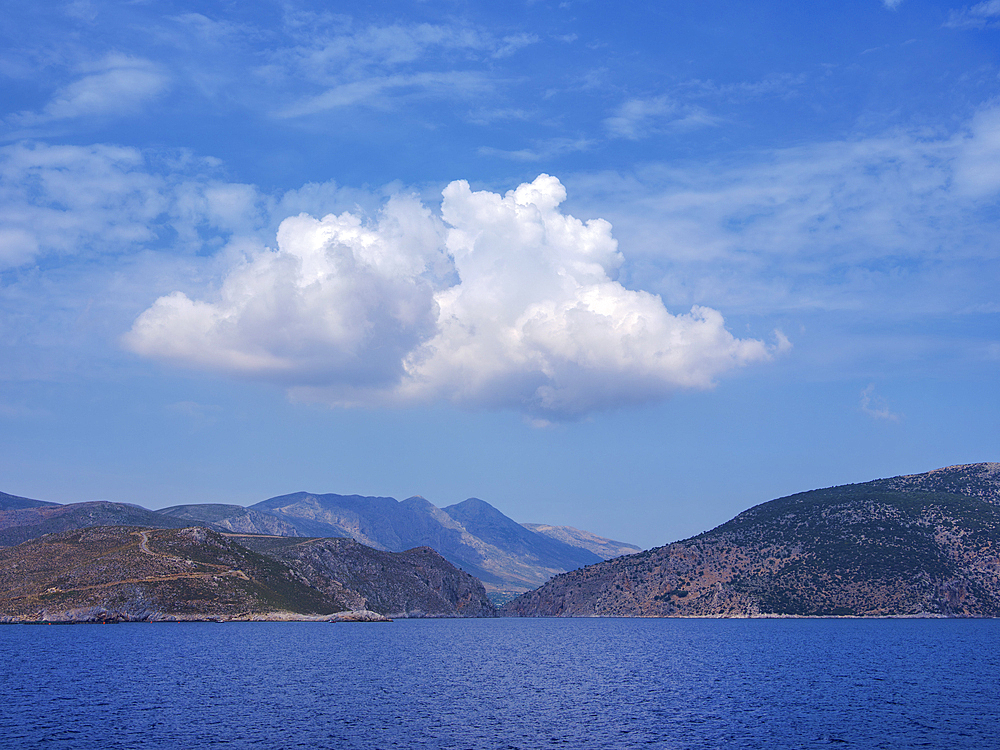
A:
505 469 1000 618
238 535 496 618
0 526 345 622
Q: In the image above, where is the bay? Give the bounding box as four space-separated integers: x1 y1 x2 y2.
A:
1 618 997 749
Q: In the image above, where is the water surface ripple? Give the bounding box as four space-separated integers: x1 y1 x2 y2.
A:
1 618 997 749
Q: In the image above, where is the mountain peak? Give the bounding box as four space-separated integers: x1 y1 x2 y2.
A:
401 495 434 508
444 497 502 518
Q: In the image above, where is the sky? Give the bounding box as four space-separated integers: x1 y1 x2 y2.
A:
1 0 999 550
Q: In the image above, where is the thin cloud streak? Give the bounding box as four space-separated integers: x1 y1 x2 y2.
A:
568 104 1000 316
946 1 1000 29
604 96 719 140
7 54 169 127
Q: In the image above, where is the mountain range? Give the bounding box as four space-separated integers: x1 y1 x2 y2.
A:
0 524 494 622
504 463 1000 617
0 489 639 593
5 463 998 620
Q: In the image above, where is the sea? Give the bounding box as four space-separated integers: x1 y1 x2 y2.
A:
1 617 997 749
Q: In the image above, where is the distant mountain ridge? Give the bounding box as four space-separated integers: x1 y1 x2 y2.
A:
522 523 640 559
505 463 1000 618
0 489 633 592
241 491 606 590
0 500 192 547
0 491 58 511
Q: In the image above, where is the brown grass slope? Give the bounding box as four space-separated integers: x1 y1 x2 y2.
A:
0 526 344 622
504 467 1000 618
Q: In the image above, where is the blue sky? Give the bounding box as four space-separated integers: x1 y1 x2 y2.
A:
1 0 998 549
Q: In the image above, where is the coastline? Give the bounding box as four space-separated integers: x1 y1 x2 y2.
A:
0 608 392 624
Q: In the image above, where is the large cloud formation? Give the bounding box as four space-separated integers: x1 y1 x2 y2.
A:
125 175 779 418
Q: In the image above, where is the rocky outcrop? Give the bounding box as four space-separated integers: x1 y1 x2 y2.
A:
505 466 1000 618
158 504 303 536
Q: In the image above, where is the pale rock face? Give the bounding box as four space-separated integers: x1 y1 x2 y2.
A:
522 523 641 560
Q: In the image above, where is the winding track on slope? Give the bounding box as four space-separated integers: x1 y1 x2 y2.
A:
3 530 251 602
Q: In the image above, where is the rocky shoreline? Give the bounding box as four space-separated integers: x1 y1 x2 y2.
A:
0 608 392 624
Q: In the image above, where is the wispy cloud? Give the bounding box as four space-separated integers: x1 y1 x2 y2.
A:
0 141 374 270
277 71 493 117
465 107 534 125
569 103 1000 318
166 400 223 429
680 73 807 102
7 54 169 127
945 0 1000 28
266 21 535 117
478 137 592 161
860 384 901 421
603 96 718 140
0 142 171 268
492 33 540 59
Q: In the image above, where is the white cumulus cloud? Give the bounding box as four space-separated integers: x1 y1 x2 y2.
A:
126 193 448 386
125 175 780 418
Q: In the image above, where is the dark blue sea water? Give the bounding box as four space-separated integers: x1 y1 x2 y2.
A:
1 618 998 749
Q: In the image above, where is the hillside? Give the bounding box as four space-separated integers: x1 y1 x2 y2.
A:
505 464 1000 618
0 526 349 623
0 491 59 511
236 536 496 618
0 524 497 622
867 462 1000 501
0 501 192 547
